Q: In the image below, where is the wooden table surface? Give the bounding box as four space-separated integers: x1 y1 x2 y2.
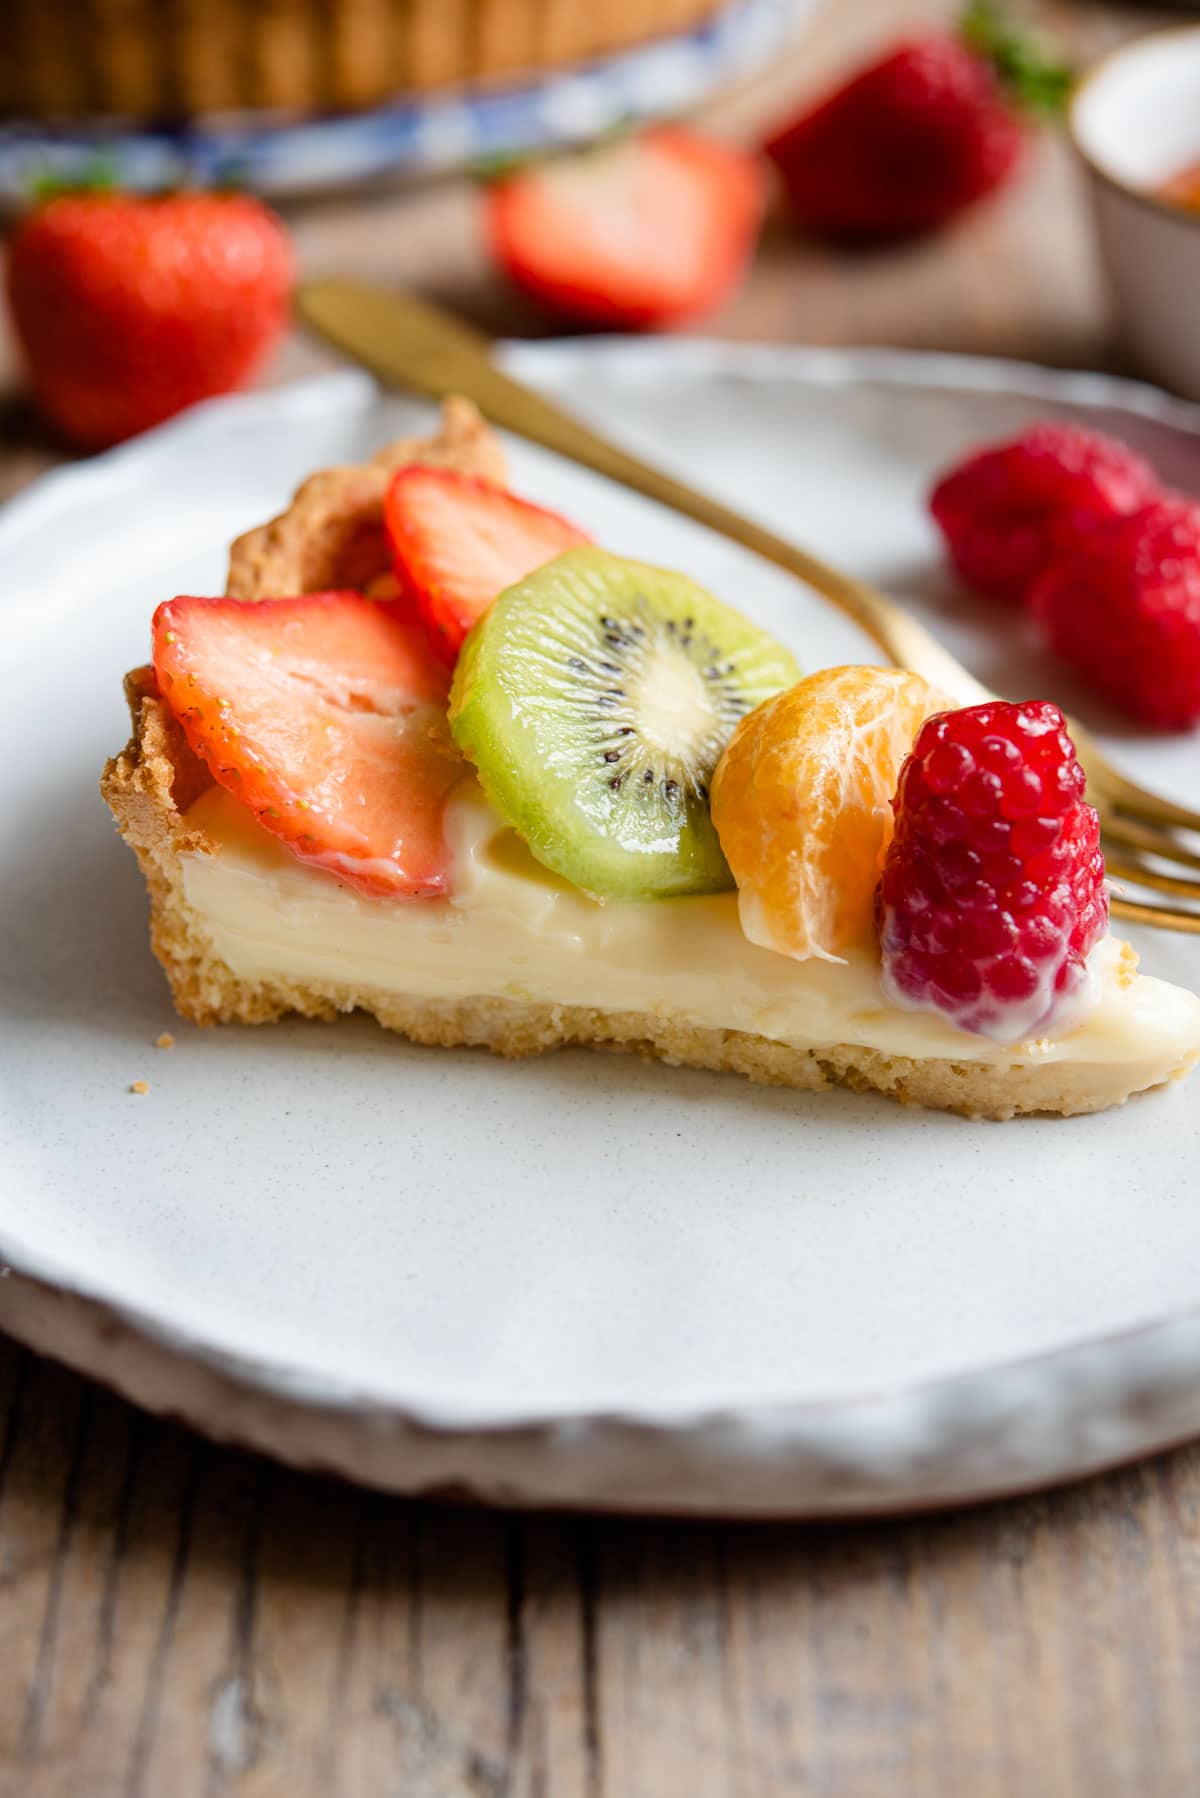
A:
3 3 1197 1794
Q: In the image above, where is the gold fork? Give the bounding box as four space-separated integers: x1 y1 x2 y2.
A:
297 279 1200 935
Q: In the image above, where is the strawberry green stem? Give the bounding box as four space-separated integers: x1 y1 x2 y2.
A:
960 1 1074 119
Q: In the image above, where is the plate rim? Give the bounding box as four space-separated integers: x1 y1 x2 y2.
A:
5 340 1200 1511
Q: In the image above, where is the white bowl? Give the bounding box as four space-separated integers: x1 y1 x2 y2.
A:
1070 26 1200 399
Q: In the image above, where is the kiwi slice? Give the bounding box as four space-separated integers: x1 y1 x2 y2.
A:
449 547 800 900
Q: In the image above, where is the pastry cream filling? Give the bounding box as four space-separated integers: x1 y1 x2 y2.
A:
180 782 1200 1070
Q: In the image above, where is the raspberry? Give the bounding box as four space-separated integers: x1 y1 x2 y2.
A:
929 422 1161 606
876 701 1108 1043
1029 497 1200 730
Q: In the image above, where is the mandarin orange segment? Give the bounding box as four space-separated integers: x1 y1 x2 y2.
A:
710 666 949 962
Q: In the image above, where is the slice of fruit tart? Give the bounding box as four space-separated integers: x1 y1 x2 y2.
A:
102 400 1200 1120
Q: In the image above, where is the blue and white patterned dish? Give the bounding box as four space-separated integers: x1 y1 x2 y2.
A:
0 0 808 206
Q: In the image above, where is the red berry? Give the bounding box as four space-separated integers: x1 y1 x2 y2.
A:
153 591 463 897
384 468 590 659
765 37 1025 241
929 422 1161 606
485 127 764 330
7 192 294 449
1029 497 1200 730
876 700 1107 1042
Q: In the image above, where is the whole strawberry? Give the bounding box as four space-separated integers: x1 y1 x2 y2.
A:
7 192 294 449
765 4 1070 241
1029 497 1200 731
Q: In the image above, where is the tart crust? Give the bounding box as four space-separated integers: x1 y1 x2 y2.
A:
102 404 1200 1121
226 395 506 598
7 0 728 119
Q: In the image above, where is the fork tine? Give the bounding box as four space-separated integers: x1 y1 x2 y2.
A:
1110 894 1200 935
1106 778 1200 834
1066 717 1200 833
1103 817 1200 874
1105 852 1200 902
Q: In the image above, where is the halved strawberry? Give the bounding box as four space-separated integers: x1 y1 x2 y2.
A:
153 591 464 897
384 467 591 658
483 126 765 329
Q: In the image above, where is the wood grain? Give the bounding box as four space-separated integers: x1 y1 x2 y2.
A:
2 1 1196 1792
5 1338 1200 1796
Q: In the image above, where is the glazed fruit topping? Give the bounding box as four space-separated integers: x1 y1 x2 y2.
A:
712 666 947 961
876 699 1107 1042
929 421 1161 607
1029 496 1200 731
485 127 765 329
449 548 799 900
153 591 464 897
384 467 591 659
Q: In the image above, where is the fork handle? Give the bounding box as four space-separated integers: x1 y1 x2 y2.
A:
299 281 1200 930
298 279 989 708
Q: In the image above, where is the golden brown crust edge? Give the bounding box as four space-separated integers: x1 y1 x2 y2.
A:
225 396 507 599
101 680 1199 1123
102 402 1199 1122
103 399 508 1019
8 0 727 120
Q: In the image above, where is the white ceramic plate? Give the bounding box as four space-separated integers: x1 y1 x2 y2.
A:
4 343 1200 1517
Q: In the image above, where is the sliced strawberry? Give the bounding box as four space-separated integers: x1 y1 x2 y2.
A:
384 467 591 658
484 127 765 329
153 591 464 898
